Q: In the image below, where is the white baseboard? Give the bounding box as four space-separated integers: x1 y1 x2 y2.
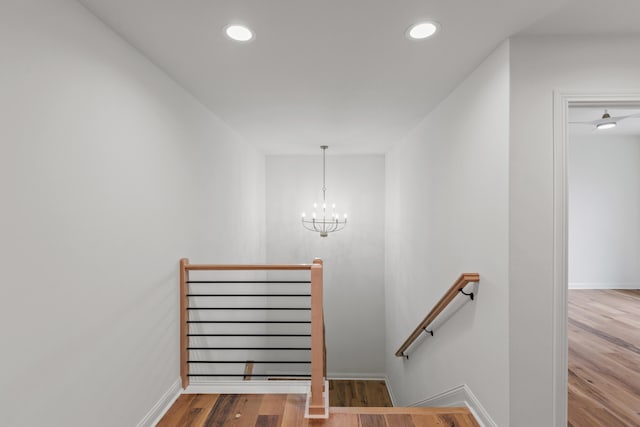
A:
384 376 398 407
184 380 310 394
569 282 640 290
326 372 387 380
136 378 182 427
410 384 497 427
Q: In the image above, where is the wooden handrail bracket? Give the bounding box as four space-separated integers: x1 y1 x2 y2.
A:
395 273 480 358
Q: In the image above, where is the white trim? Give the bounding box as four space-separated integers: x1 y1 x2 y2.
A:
185 376 389 394
326 372 387 380
184 380 310 394
304 380 330 419
569 282 640 290
384 376 398 407
552 90 569 427
136 378 182 427
409 384 496 427
552 91 640 427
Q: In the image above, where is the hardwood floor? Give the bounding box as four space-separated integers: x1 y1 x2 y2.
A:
329 380 392 407
157 393 479 426
568 289 640 427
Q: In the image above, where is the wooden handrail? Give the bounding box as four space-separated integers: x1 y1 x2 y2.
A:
395 273 480 358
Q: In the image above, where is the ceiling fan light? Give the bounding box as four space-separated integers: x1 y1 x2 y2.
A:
596 122 616 130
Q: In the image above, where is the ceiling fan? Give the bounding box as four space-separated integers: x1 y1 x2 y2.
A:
570 109 640 130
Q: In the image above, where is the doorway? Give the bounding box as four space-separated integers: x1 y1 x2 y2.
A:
553 94 640 427
566 103 640 425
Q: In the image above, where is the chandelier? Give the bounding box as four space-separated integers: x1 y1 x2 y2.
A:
301 146 348 237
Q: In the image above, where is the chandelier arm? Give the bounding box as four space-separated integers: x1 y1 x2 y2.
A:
333 224 347 233
303 218 346 234
302 220 317 232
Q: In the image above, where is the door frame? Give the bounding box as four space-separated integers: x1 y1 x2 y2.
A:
552 91 640 426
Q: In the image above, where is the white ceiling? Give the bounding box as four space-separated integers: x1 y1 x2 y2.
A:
78 0 640 154
569 107 640 137
523 0 640 34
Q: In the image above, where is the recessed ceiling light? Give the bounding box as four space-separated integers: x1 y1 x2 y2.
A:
225 25 254 42
406 22 439 40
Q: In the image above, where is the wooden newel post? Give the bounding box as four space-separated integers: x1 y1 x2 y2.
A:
308 258 326 416
180 258 189 389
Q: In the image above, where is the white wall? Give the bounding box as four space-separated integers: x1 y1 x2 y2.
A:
0 1 265 426
265 155 386 377
384 42 510 426
569 134 640 289
509 35 640 426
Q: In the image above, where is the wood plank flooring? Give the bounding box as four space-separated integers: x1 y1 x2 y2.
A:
568 289 640 427
157 393 479 426
329 380 392 407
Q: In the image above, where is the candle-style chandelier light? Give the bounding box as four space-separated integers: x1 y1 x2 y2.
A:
301 146 348 237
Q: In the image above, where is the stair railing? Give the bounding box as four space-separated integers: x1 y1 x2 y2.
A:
395 273 480 358
179 258 327 418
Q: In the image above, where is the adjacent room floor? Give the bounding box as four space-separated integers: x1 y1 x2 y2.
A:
568 289 640 426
